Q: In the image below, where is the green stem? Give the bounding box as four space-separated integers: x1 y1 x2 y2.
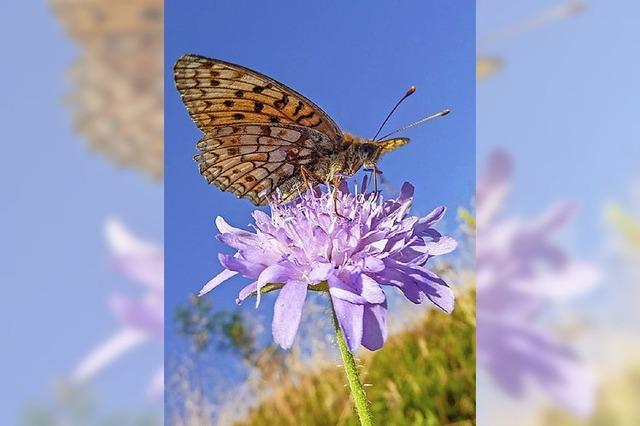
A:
330 298 374 426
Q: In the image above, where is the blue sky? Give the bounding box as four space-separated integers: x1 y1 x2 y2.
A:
478 0 640 254
0 2 163 423
165 0 475 407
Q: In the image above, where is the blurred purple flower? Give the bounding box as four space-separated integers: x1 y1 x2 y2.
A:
201 178 457 352
73 219 163 398
477 151 600 416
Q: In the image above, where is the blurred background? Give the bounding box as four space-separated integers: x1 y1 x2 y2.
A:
0 0 163 424
477 0 640 425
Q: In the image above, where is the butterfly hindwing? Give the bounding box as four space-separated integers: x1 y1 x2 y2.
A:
174 54 342 141
195 123 335 205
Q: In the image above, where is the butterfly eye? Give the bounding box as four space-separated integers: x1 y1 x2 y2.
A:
362 144 376 157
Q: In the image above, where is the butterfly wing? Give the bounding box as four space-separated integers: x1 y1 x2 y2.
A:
195 123 335 205
174 54 342 140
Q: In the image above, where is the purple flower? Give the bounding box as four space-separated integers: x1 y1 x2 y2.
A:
477 151 601 417
200 178 457 352
73 219 164 399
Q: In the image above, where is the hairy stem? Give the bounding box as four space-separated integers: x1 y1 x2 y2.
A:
330 297 374 426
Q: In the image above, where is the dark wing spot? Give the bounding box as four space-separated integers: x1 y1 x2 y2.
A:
223 100 234 107
210 69 220 77
296 111 315 123
269 117 280 123
233 113 245 120
274 94 289 110
235 90 244 97
244 175 256 183
293 101 304 116
254 101 264 112
265 83 274 89
252 86 264 93
227 147 239 155
211 80 221 87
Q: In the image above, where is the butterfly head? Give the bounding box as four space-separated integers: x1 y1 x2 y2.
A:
344 137 410 175
357 142 381 172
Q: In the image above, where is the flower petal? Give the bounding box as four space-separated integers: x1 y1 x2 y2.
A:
111 253 163 290
328 271 367 304
363 256 385 273
215 216 247 234
199 269 237 296
272 281 307 349
421 236 458 256
413 267 455 313
361 274 386 304
236 281 258 304
110 295 162 338
332 296 364 353
361 302 388 351
309 262 333 282
256 262 297 306
376 262 455 312
415 206 447 232
398 182 415 203
219 253 264 278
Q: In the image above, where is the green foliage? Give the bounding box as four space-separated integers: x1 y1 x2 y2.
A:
236 289 476 426
174 294 256 357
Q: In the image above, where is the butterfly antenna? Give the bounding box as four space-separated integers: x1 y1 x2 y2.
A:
377 109 450 140
372 86 417 142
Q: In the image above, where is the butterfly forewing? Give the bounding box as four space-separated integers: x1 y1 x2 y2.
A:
174 54 341 139
195 123 335 205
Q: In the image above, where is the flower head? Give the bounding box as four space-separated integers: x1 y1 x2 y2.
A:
477 151 600 416
201 178 457 352
73 219 164 399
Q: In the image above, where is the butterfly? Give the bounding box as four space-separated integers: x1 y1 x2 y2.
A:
174 54 448 206
50 0 164 179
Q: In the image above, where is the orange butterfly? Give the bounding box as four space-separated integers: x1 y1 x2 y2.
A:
174 54 448 205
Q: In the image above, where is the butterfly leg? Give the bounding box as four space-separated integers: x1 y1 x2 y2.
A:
331 176 349 219
300 165 323 190
373 166 379 194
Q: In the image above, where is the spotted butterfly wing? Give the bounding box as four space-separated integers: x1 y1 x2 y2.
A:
194 123 336 205
174 54 347 204
174 55 341 137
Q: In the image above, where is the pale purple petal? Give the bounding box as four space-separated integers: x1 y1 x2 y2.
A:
328 272 368 304
256 262 297 306
332 297 364 353
360 274 386 304
199 269 238 296
361 302 388 351
418 236 458 256
110 295 162 339
111 253 163 289
215 216 248 234
398 182 415 202
413 268 455 313
309 262 333 282
219 253 264 278
329 287 368 304
272 281 308 349
363 256 385 273
236 281 258 304
416 206 447 231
